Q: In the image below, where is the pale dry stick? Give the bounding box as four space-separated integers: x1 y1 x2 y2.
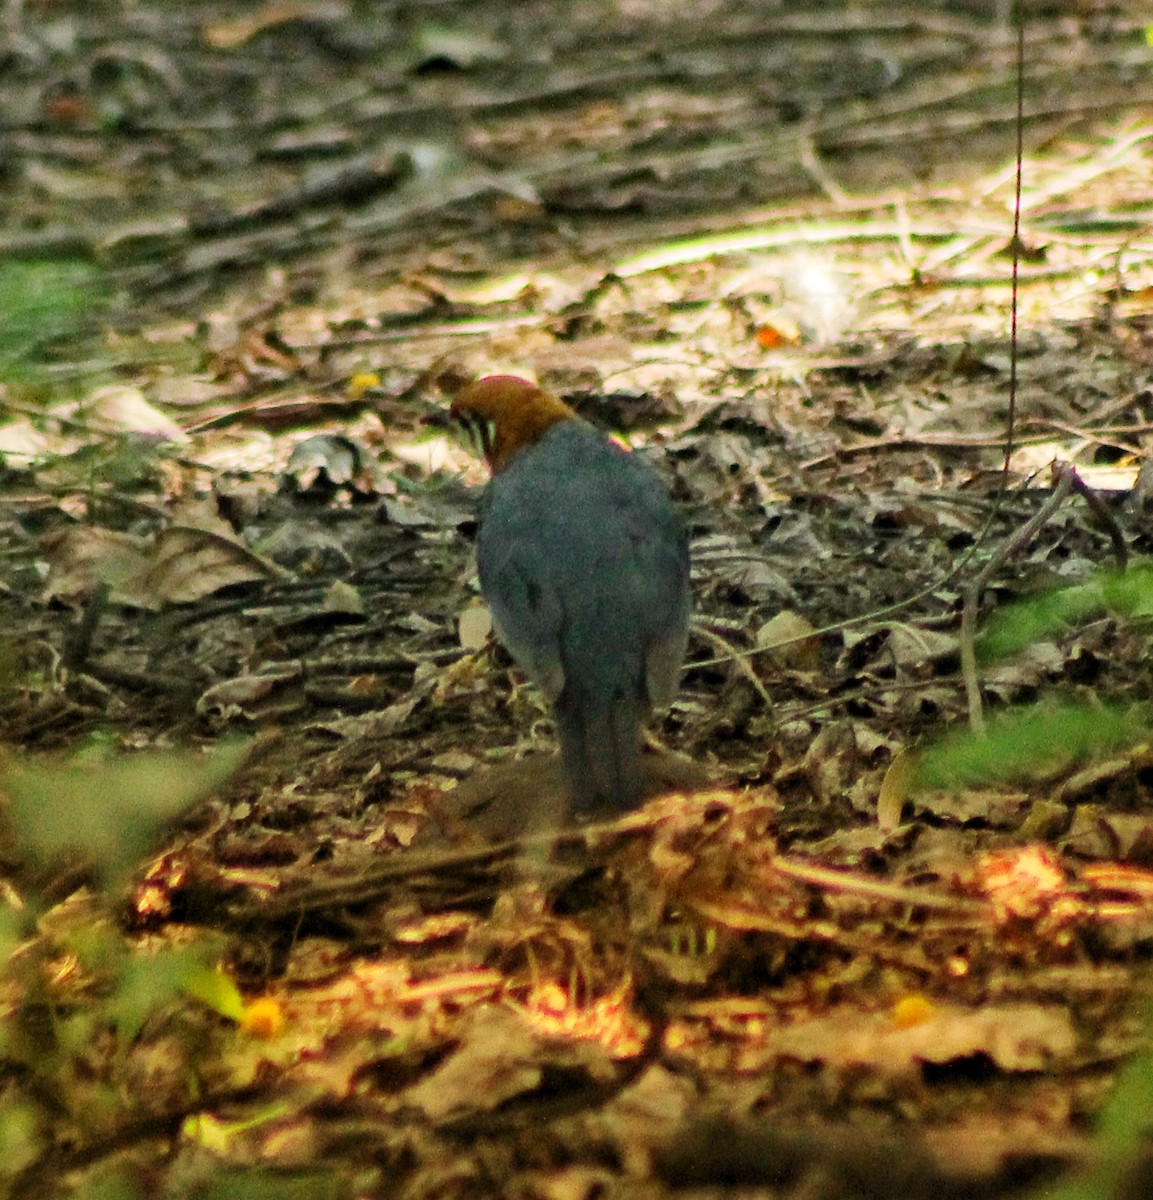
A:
765 858 989 914
1043 418 1144 463
791 427 1070 473
959 465 1074 735
780 673 969 728
226 798 986 928
1077 422 1153 438
914 231 997 279
692 622 775 715
797 128 851 207
1067 469 1130 571
979 123 1153 215
892 261 1097 290
609 217 1004 280
891 196 918 272
1084 386 1153 429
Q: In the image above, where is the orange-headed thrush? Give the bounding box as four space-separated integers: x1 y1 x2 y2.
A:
450 376 691 815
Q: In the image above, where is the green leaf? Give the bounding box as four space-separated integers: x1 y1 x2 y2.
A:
0 903 23 968
1020 1003 1153 1199
915 703 1147 791
1099 562 1153 620
0 1096 41 1181
112 943 227 1040
182 965 247 1024
977 579 1105 661
2 741 248 889
64 1164 140 1200
978 562 1153 663
0 259 106 381
1097 1044 1153 1155
180 1167 349 1200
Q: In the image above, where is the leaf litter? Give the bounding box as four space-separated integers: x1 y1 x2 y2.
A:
3 2 1153 1198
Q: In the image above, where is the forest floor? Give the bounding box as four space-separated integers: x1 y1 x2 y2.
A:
3 3 1153 1198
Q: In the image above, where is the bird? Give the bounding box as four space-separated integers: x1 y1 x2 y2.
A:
449 375 691 816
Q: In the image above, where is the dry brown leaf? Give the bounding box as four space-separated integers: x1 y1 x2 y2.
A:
974 846 1070 922
798 722 857 805
876 748 913 831
913 788 1032 828
196 667 303 718
356 697 417 740
884 624 958 670
0 418 66 466
78 384 186 441
323 580 365 616
771 1002 1076 1074
150 375 233 409
201 2 348 50
602 1065 696 1161
756 610 820 671
400 1005 546 1122
41 526 149 605
458 604 493 651
115 525 286 608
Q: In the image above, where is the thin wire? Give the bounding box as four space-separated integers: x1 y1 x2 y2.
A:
1004 6 1025 479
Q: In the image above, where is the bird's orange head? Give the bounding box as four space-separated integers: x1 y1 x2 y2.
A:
449 375 577 473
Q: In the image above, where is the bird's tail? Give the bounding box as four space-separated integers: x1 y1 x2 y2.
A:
554 688 644 815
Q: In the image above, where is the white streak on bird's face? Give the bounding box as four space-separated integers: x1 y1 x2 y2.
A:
451 411 496 466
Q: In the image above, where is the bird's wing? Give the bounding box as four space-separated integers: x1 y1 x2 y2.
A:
478 424 689 707
476 504 568 702
609 450 691 709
